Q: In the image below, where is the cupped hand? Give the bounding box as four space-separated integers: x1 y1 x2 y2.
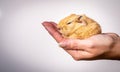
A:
42 21 120 60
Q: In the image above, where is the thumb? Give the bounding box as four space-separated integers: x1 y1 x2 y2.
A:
59 42 68 48
59 39 91 50
59 40 72 48
59 39 76 49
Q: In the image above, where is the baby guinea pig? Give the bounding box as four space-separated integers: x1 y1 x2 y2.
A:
57 14 101 39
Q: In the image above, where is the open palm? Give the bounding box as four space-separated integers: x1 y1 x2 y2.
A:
42 21 118 60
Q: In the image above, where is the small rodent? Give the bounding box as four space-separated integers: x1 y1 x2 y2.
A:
57 14 101 39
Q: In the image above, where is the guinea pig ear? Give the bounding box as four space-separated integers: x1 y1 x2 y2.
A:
78 16 82 20
76 16 82 23
82 20 87 25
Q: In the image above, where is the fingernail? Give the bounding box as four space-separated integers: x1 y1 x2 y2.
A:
59 42 66 48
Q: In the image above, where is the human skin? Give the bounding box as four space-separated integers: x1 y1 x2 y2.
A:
42 21 120 60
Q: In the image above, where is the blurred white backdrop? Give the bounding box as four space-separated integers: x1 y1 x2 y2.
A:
0 0 120 72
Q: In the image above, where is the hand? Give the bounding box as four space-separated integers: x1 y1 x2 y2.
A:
42 21 120 60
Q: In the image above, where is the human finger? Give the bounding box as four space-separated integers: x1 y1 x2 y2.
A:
59 39 94 51
65 49 94 60
42 21 64 43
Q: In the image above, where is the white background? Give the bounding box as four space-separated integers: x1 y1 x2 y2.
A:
0 0 120 72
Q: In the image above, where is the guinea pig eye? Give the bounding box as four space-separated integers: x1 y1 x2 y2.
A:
67 22 72 25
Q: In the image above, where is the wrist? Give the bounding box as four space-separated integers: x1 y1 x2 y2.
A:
103 33 120 60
